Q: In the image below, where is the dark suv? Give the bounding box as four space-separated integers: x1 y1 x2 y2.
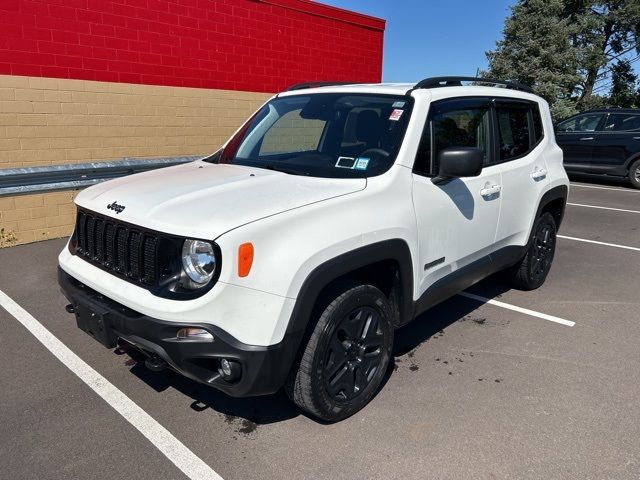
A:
555 108 640 189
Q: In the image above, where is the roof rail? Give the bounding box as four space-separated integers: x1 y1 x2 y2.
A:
286 81 358 91
413 76 534 94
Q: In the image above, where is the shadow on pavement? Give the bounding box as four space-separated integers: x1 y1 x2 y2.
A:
394 274 512 357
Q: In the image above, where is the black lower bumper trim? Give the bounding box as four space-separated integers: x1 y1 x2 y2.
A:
58 267 298 397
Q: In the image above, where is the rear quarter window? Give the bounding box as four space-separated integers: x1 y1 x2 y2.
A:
532 103 544 144
495 102 531 162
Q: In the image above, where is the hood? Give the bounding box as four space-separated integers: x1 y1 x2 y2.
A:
75 160 366 239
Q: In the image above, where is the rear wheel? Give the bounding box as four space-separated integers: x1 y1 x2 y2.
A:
505 212 557 290
629 159 640 189
286 282 393 422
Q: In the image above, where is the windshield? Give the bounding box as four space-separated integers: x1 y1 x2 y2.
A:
206 93 413 178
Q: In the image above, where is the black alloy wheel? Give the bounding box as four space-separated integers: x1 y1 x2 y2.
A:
323 306 386 402
286 282 393 422
529 221 555 283
506 212 557 290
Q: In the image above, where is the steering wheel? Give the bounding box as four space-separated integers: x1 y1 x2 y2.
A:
360 148 390 158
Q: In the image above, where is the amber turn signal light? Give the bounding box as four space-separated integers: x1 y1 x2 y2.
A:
238 242 254 277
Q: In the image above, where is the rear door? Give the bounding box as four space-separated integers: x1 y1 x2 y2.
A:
493 99 550 250
411 97 501 296
555 112 606 173
590 112 640 176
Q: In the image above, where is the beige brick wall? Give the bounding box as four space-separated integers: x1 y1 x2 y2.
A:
0 74 272 247
0 190 78 247
0 75 271 169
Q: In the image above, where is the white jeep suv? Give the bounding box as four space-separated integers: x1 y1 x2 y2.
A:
59 77 569 422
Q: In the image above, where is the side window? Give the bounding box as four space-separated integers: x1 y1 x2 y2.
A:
532 103 544 144
495 102 531 162
259 109 326 155
414 98 491 175
602 113 640 132
556 114 603 133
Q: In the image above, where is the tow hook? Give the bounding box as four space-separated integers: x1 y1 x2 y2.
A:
145 356 166 372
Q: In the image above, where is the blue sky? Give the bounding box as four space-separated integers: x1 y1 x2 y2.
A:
322 0 517 83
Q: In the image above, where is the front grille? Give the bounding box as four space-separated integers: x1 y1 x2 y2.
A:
74 209 159 286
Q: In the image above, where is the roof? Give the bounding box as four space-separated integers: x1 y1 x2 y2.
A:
278 82 543 102
578 108 640 114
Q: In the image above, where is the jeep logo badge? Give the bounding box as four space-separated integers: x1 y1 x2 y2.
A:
107 201 126 214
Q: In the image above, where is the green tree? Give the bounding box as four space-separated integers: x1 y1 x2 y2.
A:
609 59 639 107
485 0 640 119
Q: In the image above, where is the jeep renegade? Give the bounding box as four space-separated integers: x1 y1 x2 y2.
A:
59 77 569 422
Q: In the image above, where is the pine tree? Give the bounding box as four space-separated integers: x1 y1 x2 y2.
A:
610 60 639 107
486 0 640 119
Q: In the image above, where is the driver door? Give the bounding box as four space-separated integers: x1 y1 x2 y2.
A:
411 97 501 298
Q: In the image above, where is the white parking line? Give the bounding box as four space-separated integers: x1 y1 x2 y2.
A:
458 292 575 327
570 183 639 193
558 235 640 252
0 289 223 480
567 203 640 214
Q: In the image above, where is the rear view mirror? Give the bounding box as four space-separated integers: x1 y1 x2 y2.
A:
435 147 483 183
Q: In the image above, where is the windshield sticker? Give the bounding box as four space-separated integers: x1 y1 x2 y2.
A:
392 101 406 108
389 109 404 121
354 158 370 170
335 156 356 169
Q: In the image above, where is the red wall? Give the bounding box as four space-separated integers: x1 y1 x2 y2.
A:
0 0 385 92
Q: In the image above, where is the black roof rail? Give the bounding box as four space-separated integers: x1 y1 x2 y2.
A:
412 76 534 94
286 81 358 91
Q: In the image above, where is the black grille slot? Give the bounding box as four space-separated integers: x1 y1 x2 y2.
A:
128 231 141 279
104 223 115 266
94 219 105 261
85 215 95 257
72 208 165 290
115 226 128 273
142 236 158 285
77 212 87 254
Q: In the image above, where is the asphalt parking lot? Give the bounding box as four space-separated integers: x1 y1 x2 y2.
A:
1 177 639 480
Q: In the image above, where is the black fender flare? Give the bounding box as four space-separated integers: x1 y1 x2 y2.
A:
624 153 640 173
534 184 569 229
279 239 414 377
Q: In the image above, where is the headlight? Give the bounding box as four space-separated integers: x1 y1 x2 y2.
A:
181 239 216 286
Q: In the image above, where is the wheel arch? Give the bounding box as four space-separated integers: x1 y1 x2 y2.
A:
625 153 640 174
281 239 414 378
535 185 569 230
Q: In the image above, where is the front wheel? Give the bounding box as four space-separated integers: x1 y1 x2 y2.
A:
285 282 394 422
629 159 640 189
505 212 557 290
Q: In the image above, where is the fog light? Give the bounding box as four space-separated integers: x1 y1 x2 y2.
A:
176 327 214 342
218 358 241 381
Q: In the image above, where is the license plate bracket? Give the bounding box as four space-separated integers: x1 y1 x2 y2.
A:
74 302 118 348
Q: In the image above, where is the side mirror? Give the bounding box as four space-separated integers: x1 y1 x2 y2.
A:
435 147 483 183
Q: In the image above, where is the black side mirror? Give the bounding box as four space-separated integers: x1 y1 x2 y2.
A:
434 147 483 183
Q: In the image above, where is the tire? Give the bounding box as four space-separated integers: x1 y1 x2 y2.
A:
285 281 394 422
629 159 640 189
505 212 557 291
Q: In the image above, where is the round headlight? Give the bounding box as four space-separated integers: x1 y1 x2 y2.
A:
182 239 216 285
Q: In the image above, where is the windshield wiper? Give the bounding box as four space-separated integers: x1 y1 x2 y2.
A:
261 164 310 176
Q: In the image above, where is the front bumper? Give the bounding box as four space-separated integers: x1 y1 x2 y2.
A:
58 267 298 397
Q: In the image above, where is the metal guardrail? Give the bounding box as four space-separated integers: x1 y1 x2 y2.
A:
0 156 201 197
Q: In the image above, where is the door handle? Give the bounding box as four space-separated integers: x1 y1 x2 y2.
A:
633 136 640 140
530 168 547 180
480 185 501 197
579 137 594 141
